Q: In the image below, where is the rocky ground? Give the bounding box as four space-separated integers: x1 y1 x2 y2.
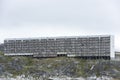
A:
0 52 120 80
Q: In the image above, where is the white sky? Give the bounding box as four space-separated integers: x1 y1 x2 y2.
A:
0 0 120 50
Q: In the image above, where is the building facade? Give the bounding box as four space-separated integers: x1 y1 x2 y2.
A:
4 35 114 59
0 43 4 52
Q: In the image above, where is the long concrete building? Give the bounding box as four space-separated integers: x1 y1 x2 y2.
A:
4 35 115 59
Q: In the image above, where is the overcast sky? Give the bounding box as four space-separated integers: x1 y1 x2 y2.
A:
0 0 120 50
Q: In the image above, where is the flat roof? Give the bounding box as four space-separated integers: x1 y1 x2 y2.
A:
4 35 112 41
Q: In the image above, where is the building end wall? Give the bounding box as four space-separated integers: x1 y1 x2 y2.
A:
110 35 115 59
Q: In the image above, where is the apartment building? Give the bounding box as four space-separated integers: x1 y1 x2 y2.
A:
4 35 114 59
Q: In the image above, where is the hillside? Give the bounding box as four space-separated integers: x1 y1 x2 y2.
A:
0 52 120 80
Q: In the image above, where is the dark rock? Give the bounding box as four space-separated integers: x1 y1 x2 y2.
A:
7 58 23 71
